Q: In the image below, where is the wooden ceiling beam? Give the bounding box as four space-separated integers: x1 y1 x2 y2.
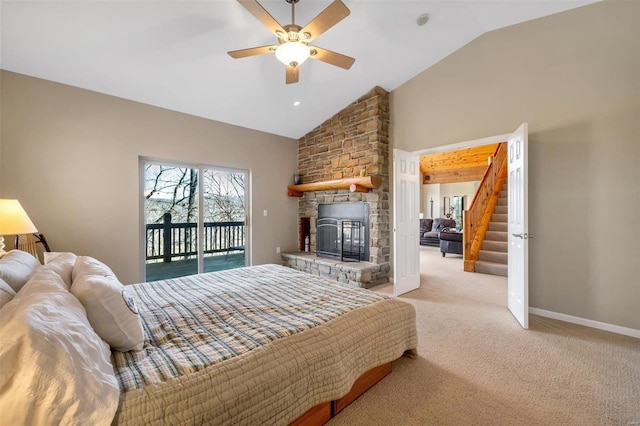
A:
420 143 500 184
423 166 487 184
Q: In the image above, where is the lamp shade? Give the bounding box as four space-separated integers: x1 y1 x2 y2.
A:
275 42 310 67
0 199 38 235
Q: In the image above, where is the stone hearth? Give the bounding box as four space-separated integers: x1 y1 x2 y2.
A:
281 252 390 289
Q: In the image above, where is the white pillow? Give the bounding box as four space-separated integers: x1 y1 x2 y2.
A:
71 256 144 352
0 266 119 425
71 254 116 282
0 277 16 309
0 249 41 292
44 252 77 289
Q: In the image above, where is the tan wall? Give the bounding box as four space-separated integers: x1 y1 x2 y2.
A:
0 71 299 284
391 1 640 329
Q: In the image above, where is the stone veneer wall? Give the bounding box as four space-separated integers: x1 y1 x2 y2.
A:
296 86 390 273
281 253 390 289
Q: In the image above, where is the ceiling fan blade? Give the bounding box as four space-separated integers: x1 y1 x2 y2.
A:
237 0 286 38
300 0 350 43
310 46 355 70
286 65 299 84
228 45 275 59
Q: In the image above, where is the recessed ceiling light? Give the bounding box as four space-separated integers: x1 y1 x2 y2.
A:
293 101 301 107
416 13 429 26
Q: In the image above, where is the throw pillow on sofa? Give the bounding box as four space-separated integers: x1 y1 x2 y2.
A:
433 218 456 232
420 219 433 234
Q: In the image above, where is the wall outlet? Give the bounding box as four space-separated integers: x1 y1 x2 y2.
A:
276 247 280 253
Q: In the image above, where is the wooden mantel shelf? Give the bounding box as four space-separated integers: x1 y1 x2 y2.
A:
288 176 382 197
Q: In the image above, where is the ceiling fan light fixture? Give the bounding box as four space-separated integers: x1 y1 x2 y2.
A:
228 0 354 83
275 41 310 67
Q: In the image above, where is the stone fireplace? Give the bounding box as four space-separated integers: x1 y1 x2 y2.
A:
282 87 390 288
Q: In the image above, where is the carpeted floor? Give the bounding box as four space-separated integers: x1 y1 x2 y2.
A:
328 246 640 425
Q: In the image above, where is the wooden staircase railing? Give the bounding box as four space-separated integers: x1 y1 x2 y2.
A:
463 142 508 272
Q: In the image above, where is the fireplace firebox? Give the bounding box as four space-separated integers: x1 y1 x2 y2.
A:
316 202 369 261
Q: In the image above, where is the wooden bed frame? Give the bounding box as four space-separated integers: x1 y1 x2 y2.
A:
290 362 393 426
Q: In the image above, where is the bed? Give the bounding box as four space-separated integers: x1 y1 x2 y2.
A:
0 250 417 425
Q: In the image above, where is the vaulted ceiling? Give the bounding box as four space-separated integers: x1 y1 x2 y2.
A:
0 1 596 139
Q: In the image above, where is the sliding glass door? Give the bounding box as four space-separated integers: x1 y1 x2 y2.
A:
143 160 248 281
201 168 246 273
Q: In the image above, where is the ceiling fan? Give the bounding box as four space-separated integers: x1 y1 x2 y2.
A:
228 0 355 84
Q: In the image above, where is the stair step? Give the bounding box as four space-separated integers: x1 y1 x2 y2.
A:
482 240 508 252
475 261 508 277
500 190 508 197
488 222 508 232
478 250 508 263
491 213 508 223
494 205 507 214
485 231 508 242
497 197 508 206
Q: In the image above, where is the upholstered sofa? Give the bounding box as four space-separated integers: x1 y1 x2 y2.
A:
420 218 457 247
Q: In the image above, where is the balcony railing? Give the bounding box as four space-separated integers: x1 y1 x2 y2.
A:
146 213 244 262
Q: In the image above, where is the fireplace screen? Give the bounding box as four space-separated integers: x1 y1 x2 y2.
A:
340 220 362 262
316 202 369 262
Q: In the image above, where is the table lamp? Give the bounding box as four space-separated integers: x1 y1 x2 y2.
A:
0 199 38 255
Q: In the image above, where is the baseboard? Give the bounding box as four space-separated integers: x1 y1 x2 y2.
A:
530 308 640 339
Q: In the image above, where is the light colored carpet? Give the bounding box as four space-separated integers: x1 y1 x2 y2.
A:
328 246 640 425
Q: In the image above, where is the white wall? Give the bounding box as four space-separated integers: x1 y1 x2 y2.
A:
0 71 299 284
390 1 640 330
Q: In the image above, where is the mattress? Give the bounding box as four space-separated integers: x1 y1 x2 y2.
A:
111 264 417 425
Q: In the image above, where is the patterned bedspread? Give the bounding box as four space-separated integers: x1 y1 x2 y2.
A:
112 264 417 425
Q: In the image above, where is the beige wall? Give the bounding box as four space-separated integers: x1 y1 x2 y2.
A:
0 71 299 284
421 184 440 219
391 1 640 329
440 182 479 219
421 181 479 221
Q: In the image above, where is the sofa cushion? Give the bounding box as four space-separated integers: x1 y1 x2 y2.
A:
439 231 463 242
433 218 456 232
419 219 433 233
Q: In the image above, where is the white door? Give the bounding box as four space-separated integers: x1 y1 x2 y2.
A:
507 123 529 328
393 149 421 296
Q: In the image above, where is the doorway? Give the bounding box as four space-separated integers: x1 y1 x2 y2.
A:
395 125 529 328
141 160 249 281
